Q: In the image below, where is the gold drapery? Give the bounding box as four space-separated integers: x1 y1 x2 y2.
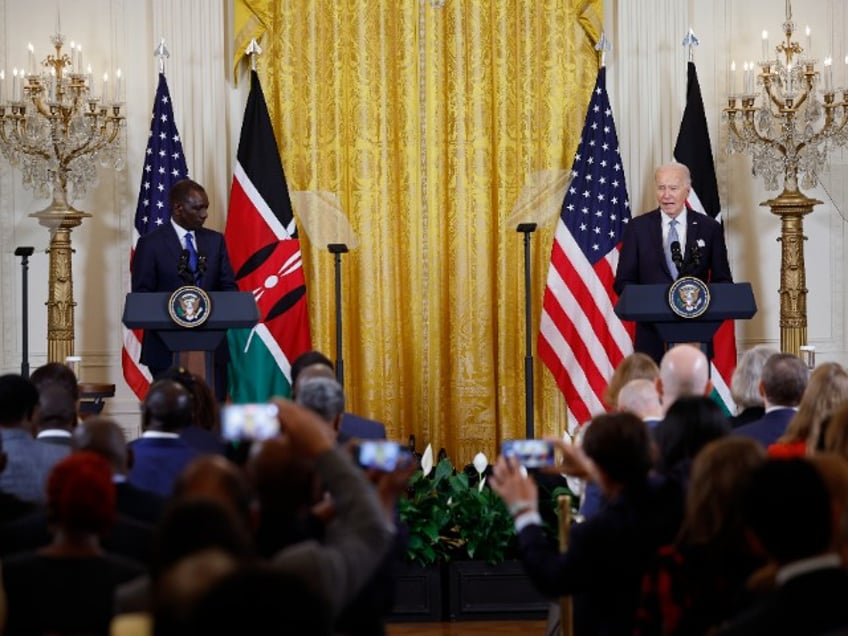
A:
234 0 601 464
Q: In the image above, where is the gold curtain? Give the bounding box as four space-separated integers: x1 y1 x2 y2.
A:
234 0 601 465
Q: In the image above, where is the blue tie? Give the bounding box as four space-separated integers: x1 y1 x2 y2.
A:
666 219 680 279
185 232 199 284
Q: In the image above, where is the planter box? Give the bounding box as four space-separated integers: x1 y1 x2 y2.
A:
386 562 445 622
447 560 549 621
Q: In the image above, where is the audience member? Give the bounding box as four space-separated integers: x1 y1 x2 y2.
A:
0 430 37 525
616 378 663 428
602 352 660 411
295 375 346 439
656 344 712 413
158 366 226 455
291 350 387 440
734 353 808 448
636 436 766 635
809 453 848 565
491 412 682 635
29 361 80 406
32 384 78 448
717 458 848 635
823 401 848 460
768 362 848 458
728 345 779 428
72 416 165 525
128 379 200 496
0 374 66 503
1 452 144 635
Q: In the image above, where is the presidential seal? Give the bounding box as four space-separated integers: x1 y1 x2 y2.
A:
168 286 211 328
668 276 710 319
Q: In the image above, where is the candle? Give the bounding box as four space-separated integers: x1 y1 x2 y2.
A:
12 68 19 101
805 26 811 58
102 72 108 102
787 63 793 95
86 64 92 90
824 56 833 91
786 0 791 21
76 45 82 75
0 70 4 103
69 42 76 71
114 68 122 102
27 43 35 75
49 67 56 101
729 60 737 95
762 30 769 61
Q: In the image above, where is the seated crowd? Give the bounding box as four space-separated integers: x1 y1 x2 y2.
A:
3 344 848 635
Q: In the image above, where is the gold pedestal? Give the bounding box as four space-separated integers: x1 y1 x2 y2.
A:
761 189 820 357
30 205 91 364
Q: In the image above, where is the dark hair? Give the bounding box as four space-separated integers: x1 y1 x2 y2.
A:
0 374 40 426
744 458 832 563
760 353 809 407
169 179 206 208
143 379 194 432
30 362 80 402
46 451 116 535
655 396 730 474
582 412 653 485
290 351 334 389
159 367 220 432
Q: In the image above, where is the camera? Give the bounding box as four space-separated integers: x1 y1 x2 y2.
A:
220 403 280 442
357 440 408 471
501 439 555 468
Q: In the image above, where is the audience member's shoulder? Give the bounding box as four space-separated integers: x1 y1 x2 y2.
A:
340 413 386 440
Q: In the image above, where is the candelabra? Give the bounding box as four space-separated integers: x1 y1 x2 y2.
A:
0 31 125 364
724 3 848 356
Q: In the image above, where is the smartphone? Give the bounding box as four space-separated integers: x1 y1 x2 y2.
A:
220 403 280 442
501 439 555 468
357 440 407 471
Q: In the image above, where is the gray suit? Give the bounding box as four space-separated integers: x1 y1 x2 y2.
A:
0 428 69 503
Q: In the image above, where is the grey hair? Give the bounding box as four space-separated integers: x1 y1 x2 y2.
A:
731 344 780 408
295 376 345 423
655 161 691 185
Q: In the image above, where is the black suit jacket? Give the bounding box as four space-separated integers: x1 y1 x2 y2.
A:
131 222 238 379
614 209 733 362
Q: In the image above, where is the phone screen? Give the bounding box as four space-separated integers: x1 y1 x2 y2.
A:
501 439 555 468
220 403 280 442
358 440 405 471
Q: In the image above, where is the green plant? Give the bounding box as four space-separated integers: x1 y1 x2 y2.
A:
396 457 455 566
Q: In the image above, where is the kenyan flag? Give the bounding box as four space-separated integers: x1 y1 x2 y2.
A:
225 70 311 402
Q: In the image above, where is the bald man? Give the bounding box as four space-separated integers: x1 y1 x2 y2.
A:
617 378 663 429
657 344 712 414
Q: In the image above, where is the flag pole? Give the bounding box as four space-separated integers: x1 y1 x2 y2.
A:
328 243 349 387
516 222 537 439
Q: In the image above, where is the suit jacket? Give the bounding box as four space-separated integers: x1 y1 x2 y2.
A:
717 565 848 635
613 209 733 362
127 436 200 497
727 406 766 429
338 413 387 441
131 223 238 370
115 480 167 526
0 428 69 503
733 407 796 448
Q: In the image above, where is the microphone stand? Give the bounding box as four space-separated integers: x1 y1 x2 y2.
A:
516 223 537 439
14 247 35 377
328 243 349 387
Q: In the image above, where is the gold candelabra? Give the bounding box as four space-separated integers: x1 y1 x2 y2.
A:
0 31 125 364
724 2 848 356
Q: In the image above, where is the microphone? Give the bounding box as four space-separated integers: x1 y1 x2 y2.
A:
197 252 207 280
670 240 684 276
178 250 193 284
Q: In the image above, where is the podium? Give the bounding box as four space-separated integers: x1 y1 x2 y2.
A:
614 282 757 351
122 291 259 386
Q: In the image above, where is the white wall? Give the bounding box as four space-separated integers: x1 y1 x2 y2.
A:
0 0 846 435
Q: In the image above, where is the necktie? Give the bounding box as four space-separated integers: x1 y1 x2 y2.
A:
185 232 199 284
665 219 679 279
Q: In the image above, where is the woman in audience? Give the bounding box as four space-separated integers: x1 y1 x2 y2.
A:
809 453 848 564
603 352 660 411
768 362 848 458
636 436 766 635
728 345 777 428
1 452 145 635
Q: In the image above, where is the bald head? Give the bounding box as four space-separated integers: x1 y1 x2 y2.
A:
617 378 663 421
658 344 711 411
143 379 193 432
72 416 129 474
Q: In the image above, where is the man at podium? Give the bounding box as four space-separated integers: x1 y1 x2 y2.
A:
613 162 732 363
131 179 238 399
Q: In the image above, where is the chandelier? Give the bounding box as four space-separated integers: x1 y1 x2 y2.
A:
724 5 848 192
0 31 125 209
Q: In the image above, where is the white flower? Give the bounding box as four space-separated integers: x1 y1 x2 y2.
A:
421 443 434 477
696 239 706 248
472 452 488 476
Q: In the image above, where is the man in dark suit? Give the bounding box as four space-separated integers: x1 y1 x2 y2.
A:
734 353 808 448
131 179 238 399
613 162 733 363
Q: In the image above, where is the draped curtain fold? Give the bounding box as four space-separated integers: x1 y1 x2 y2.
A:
234 0 601 464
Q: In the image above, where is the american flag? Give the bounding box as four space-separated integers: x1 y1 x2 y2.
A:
121 73 188 399
538 67 634 429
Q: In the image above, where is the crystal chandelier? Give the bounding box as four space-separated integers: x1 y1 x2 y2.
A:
724 6 848 192
0 31 125 209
